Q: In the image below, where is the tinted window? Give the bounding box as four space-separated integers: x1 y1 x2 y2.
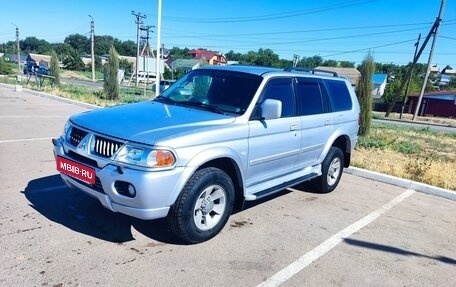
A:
161 69 262 114
325 80 353 111
296 82 324 116
259 78 295 117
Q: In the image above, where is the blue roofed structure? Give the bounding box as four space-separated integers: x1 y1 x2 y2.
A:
371 73 388 99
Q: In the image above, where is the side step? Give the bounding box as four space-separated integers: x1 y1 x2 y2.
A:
246 173 319 201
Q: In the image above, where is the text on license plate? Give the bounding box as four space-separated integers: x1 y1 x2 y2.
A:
56 156 96 185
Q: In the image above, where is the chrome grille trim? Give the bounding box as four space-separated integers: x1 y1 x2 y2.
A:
69 127 88 147
93 136 123 158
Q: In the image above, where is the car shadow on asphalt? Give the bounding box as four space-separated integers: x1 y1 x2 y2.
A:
23 175 184 245
23 175 320 245
344 238 456 265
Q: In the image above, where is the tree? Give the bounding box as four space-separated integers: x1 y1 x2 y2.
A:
20 36 51 54
356 52 375 136
299 55 323 68
119 58 133 75
448 77 456 89
49 51 60 85
104 46 119 100
94 55 102 71
321 59 338 67
339 61 355 68
63 48 85 71
64 34 90 54
382 77 404 104
0 57 13 75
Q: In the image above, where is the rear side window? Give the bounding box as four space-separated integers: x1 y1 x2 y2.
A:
295 81 326 116
326 79 353 112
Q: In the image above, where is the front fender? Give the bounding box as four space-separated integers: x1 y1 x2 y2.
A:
165 146 246 206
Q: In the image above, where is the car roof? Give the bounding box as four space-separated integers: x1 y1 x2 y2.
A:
198 65 349 82
200 65 281 76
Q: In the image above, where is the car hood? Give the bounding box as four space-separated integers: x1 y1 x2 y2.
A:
70 101 235 145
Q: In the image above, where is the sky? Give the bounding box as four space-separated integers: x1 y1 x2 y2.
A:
0 0 455 67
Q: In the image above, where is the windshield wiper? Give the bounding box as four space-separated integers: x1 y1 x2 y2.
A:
154 96 176 105
180 101 225 114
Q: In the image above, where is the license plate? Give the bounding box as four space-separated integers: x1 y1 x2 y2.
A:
56 156 96 185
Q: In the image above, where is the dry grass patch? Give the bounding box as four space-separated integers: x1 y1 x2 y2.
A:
353 124 456 190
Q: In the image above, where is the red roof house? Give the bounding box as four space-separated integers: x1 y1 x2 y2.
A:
188 48 227 66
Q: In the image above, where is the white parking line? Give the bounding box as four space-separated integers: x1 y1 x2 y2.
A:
257 189 416 287
0 137 54 144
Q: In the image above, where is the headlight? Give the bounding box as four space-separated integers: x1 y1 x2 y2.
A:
114 145 176 168
63 121 71 135
63 121 71 140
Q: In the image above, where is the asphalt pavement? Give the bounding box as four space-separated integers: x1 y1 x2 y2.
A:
0 84 454 287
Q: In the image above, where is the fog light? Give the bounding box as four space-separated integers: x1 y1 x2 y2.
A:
114 181 136 198
127 184 136 197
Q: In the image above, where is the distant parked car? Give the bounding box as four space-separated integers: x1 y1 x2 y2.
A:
36 66 50 76
151 80 175 93
23 63 49 75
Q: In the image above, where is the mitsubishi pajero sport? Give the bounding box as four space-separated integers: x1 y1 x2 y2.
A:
53 65 360 243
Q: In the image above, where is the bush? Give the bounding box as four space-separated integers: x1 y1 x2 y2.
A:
103 46 119 100
0 57 14 75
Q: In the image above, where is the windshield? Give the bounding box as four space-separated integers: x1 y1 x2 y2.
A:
158 69 262 115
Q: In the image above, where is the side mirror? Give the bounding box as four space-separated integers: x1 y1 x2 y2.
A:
261 99 282 120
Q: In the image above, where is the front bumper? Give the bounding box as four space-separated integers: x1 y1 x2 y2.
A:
53 137 185 220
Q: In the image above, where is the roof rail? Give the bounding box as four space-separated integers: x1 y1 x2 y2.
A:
284 67 339 77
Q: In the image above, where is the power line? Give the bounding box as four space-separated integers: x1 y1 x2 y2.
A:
160 0 378 23
439 35 456 40
162 21 434 39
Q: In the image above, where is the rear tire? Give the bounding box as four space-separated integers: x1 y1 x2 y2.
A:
312 147 344 193
167 167 234 244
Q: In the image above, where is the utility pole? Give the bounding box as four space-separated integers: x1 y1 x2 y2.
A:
399 33 421 119
413 0 446 120
293 54 300 67
155 0 162 95
140 25 154 96
89 15 95 82
132 11 147 87
384 1 445 117
12 23 20 75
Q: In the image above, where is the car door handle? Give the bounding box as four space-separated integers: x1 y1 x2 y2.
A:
290 125 300 131
325 120 331 126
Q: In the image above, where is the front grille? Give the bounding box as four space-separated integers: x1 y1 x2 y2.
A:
93 136 123 158
69 127 88 147
67 150 99 168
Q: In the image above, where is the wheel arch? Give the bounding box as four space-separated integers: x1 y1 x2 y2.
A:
331 135 351 167
198 158 245 211
320 133 352 168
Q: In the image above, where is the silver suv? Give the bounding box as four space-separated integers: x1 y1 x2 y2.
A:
53 65 360 243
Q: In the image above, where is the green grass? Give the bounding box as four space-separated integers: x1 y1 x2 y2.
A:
0 75 155 106
76 70 104 81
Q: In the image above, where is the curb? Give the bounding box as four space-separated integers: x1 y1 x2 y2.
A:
0 83 100 110
345 166 456 202
373 117 456 129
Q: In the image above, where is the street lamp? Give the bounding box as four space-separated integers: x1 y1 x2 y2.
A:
155 0 162 96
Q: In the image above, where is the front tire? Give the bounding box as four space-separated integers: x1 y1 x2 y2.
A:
312 147 344 193
168 167 234 244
